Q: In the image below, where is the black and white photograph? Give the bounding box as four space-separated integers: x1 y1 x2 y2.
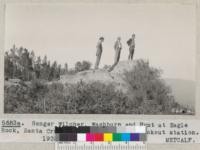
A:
4 3 196 114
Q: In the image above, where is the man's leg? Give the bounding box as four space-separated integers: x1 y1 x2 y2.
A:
95 55 101 69
128 48 132 60
131 52 133 60
108 51 120 72
128 53 130 60
117 50 121 63
131 49 134 60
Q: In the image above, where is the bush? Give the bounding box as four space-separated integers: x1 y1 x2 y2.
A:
43 81 131 114
4 79 48 113
75 61 92 72
124 59 176 114
4 81 31 113
29 79 48 113
43 82 66 113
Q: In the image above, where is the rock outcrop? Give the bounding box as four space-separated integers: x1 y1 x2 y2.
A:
59 61 136 92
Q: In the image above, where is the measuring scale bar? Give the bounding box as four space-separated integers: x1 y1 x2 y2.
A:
55 142 147 150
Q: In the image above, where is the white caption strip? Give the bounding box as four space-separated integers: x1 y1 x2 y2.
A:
0 119 200 143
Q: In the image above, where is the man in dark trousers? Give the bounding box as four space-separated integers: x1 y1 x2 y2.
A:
94 37 104 69
127 34 135 60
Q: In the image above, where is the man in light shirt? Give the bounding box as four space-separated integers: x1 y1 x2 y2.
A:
108 37 122 72
94 37 104 69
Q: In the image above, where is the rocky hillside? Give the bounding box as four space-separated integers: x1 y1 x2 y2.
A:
4 60 195 114
59 61 136 92
58 60 195 112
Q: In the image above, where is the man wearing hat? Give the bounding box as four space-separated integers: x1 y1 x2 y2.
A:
94 37 104 69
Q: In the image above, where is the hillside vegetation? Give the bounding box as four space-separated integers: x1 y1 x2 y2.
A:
5 57 193 114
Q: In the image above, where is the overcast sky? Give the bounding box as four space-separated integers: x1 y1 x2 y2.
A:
5 3 196 80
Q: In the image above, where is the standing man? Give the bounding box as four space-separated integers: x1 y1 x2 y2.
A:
114 37 122 65
127 34 135 60
94 37 104 69
108 37 122 72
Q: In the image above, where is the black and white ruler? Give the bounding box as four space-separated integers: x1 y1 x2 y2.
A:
55 142 147 150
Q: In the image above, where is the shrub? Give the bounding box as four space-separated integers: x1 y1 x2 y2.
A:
4 79 49 113
43 81 130 114
29 79 48 113
123 59 176 114
4 81 30 113
75 61 92 72
43 82 66 113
